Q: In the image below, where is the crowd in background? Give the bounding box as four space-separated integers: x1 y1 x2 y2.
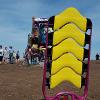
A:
0 45 20 64
23 42 45 65
24 22 46 65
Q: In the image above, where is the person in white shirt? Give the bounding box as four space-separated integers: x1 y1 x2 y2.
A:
9 46 13 64
0 45 4 64
3 47 9 64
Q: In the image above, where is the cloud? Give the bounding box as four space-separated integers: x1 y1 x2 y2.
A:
0 0 100 59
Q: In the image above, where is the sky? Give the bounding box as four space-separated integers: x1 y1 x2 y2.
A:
0 0 100 59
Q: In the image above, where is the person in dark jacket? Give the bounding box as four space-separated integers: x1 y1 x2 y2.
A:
96 53 99 60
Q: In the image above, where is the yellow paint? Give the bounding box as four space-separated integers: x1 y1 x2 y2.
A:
51 53 82 75
47 7 88 89
52 38 84 61
54 7 87 32
50 67 82 89
53 24 85 46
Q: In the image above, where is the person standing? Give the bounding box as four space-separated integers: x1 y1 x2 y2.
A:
3 47 9 64
25 46 32 65
13 50 16 63
16 50 20 63
96 53 99 60
0 45 4 64
9 46 13 64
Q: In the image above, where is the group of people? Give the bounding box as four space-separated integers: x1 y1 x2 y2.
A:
0 45 20 64
23 31 45 65
23 43 45 65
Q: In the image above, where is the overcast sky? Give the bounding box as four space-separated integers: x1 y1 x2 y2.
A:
0 0 100 59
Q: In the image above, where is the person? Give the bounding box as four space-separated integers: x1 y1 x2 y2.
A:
16 50 20 63
13 50 16 63
24 45 32 65
22 52 27 65
96 53 99 60
38 46 45 62
3 47 9 64
9 46 13 64
31 30 39 64
0 45 4 64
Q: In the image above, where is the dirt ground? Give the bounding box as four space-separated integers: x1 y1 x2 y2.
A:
0 60 100 100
